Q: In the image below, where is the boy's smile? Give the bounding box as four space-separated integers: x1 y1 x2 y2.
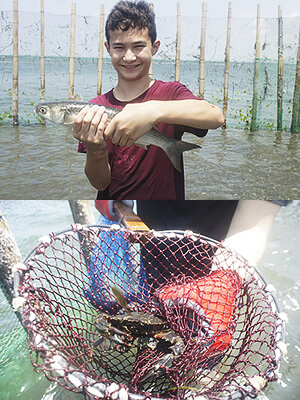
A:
105 28 160 82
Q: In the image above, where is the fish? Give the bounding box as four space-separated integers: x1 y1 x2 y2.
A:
34 100 201 172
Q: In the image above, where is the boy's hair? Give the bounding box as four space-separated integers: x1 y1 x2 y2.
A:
105 1 157 45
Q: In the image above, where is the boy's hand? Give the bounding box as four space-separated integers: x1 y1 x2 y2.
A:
104 103 157 147
73 105 109 153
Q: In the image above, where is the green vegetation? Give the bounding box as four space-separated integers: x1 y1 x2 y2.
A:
0 89 43 125
209 90 276 131
0 111 13 123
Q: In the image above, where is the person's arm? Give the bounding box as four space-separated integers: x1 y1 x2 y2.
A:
223 200 282 265
84 149 111 191
104 99 225 147
73 105 111 191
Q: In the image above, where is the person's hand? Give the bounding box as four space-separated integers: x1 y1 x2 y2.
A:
104 102 157 147
73 105 109 153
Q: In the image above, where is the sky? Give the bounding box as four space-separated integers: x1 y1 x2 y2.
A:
0 0 299 19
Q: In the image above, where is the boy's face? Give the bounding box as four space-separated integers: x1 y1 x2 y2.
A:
105 27 160 82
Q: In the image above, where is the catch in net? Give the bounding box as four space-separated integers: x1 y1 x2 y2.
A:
14 224 286 400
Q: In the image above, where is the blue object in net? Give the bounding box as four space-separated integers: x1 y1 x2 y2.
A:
83 215 150 312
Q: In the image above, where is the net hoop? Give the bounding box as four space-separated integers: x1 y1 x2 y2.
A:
14 224 286 400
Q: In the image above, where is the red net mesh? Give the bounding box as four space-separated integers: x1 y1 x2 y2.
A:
16 225 285 400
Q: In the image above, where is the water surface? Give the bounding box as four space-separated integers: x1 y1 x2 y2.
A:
0 124 299 199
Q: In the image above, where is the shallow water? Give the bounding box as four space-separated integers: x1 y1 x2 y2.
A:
184 129 300 199
0 124 299 199
0 200 299 400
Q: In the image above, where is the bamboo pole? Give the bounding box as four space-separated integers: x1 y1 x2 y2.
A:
277 5 283 131
97 4 105 96
175 3 181 82
69 2 76 100
223 2 232 125
250 4 261 132
199 2 207 98
40 0 45 104
149 3 154 78
12 0 19 125
291 25 300 133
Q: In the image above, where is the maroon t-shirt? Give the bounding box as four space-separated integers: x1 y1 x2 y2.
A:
78 80 208 200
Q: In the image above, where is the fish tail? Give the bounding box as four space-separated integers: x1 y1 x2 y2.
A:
165 140 201 172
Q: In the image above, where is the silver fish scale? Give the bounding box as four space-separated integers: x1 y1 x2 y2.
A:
62 101 119 123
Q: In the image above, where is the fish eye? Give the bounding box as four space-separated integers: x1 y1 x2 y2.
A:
39 107 47 114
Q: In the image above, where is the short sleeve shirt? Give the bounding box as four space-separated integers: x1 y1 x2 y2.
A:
136 200 290 241
78 80 207 200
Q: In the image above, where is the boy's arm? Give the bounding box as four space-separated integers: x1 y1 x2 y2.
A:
104 99 224 147
223 200 281 265
84 150 111 191
73 105 111 191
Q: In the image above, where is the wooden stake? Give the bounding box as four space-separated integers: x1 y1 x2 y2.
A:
69 201 95 267
69 3 76 100
291 25 300 133
97 4 105 96
0 210 22 305
69 201 95 225
199 2 207 98
250 4 261 131
223 2 232 124
277 5 283 131
12 0 19 125
40 0 45 104
175 3 181 82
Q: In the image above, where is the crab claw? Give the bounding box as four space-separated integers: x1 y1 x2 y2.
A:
96 317 132 347
89 336 105 361
93 337 105 348
138 353 174 384
154 330 185 356
137 336 158 350
110 333 132 347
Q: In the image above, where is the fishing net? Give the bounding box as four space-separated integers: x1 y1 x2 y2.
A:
1 7 299 129
14 224 286 400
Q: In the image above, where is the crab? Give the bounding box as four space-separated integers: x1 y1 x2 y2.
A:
94 286 185 382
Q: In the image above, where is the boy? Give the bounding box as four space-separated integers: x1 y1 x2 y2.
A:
73 1 224 199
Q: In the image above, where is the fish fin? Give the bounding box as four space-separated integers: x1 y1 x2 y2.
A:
74 93 83 101
152 126 201 171
135 126 160 149
135 143 148 150
165 140 201 172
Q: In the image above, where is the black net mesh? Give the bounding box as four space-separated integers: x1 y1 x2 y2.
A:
16 225 285 400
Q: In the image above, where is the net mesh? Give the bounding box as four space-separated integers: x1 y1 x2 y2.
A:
16 225 285 400
0 9 299 129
